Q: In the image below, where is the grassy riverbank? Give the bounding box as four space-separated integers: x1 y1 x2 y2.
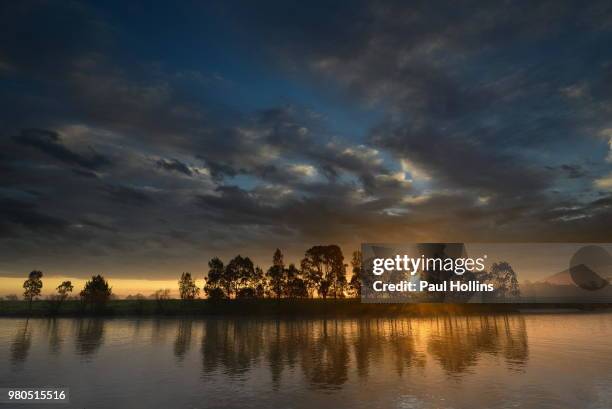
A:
1 298 610 317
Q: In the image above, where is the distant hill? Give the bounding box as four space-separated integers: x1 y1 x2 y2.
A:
543 265 611 287
544 268 575 285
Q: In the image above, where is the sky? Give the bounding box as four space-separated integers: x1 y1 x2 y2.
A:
1 1 612 292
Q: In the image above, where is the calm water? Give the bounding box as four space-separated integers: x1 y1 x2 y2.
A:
1 313 611 409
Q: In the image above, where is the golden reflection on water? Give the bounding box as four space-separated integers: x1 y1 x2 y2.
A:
3 314 611 408
198 316 528 388
9 315 529 385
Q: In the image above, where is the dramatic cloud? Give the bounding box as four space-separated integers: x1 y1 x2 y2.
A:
156 158 194 177
14 129 111 170
369 122 549 196
1 1 612 280
0 198 69 238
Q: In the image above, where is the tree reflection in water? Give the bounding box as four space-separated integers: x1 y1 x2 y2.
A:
174 319 193 362
46 318 63 355
428 315 528 375
74 319 105 358
201 319 266 379
6 314 529 389
10 320 31 368
300 320 350 390
199 315 529 389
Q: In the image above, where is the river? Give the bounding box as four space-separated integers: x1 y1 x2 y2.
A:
1 313 611 408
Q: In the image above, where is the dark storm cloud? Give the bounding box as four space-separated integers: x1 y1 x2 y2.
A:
0 198 69 237
196 185 279 225
1 1 612 279
14 129 111 170
195 182 404 241
212 0 612 240
102 185 154 206
258 107 389 178
156 158 193 176
238 0 612 195
370 122 548 196
185 106 406 200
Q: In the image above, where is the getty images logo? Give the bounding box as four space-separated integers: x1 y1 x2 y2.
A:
570 245 611 291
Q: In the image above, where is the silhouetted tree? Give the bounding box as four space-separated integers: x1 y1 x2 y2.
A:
488 262 520 299
348 250 363 297
266 248 286 299
301 245 347 298
80 275 112 310
23 270 43 311
49 281 73 313
254 266 266 298
226 255 260 298
207 287 227 300
237 287 257 298
56 281 73 300
204 257 227 299
301 251 322 297
178 272 200 300
285 263 308 298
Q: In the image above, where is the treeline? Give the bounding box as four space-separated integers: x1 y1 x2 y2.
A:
5 245 364 308
7 244 524 308
12 271 112 312
187 245 363 300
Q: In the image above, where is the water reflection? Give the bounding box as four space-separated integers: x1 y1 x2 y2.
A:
427 315 528 375
301 320 350 389
3 314 610 409
46 318 63 355
7 314 530 387
75 319 105 358
353 320 386 378
201 320 266 378
198 315 529 388
174 319 193 361
10 320 31 368
151 318 171 345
